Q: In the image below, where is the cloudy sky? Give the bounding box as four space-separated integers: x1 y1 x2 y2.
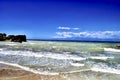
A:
0 0 120 40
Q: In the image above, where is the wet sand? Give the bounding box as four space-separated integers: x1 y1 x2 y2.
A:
0 64 120 80
0 64 66 80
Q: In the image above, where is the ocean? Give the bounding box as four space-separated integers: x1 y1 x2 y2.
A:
0 40 120 80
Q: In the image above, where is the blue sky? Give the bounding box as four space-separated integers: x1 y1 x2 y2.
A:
0 0 120 40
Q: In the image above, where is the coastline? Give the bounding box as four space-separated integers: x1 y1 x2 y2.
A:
0 41 120 80
0 63 66 80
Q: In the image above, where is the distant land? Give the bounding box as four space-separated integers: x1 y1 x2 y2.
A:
0 33 27 43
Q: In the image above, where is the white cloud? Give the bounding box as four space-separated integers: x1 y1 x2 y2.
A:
58 26 79 30
72 28 79 30
54 31 120 39
58 26 70 30
54 32 73 38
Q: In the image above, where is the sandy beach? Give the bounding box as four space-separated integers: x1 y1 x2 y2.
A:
0 64 66 80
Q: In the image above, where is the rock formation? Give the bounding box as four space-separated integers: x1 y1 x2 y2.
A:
0 33 27 43
116 45 120 49
0 33 6 41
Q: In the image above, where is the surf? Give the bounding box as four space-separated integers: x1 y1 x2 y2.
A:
0 50 86 61
91 63 120 75
70 62 85 67
89 56 114 60
0 61 59 75
104 48 120 52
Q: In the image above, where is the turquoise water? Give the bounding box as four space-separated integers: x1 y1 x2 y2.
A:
0 41 120 80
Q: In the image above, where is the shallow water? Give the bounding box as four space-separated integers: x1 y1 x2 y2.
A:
0 41 120 80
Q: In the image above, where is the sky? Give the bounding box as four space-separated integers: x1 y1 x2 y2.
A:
0 0 120 40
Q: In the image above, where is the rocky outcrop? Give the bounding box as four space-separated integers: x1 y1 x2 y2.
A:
0 33 6 41
116 45 120 49
0 33 27 43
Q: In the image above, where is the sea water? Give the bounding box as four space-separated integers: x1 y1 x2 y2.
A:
0 41 120 80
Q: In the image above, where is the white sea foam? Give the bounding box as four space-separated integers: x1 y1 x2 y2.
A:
89 56 114 60
5 44 17 46
0 50 86 61
70 62 85 67
104 48 120 52
91 67 120 75
44 53 86 61
0 50 44 58
70 57 86 61
28 42 35 45
0 61 59 75
52 46 57 48
91 64 120 75
0 48 3 51
48 42 55 44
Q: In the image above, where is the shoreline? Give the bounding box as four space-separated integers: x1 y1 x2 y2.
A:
0 63 66 80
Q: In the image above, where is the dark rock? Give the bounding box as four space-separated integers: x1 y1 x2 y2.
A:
0 33 7 41
0 33 27 43
116 45 120 49
11 35 26 43
7 35 15 41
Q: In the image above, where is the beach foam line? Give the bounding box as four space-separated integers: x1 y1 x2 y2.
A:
60 69 90 74
58 66 120 74
104 48 120 52
91 66 120 75
62 64 120 75
89 56 114 60
91 63 120 75
0 61 59 75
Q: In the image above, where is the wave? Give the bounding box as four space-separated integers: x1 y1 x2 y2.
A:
91 64 120 75
104 48 120 52
0 50 114 61
0 48 3 51
89 56 114 60
0 50 86 61
0 61 59 75
70 62 84 67
5 43 17 46
0 50 44 57
28 42 35 45
91 67 120 75
61 65 120 75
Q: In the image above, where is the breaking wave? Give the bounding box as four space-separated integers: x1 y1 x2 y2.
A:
91 63 120 75
70 62 85 67
0 50 86 61
89 56 114 60
104 48 120 52
0 48 3 51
